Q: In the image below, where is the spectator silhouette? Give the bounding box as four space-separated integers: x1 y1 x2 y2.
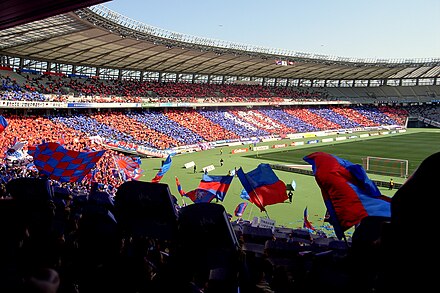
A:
377 152 440 292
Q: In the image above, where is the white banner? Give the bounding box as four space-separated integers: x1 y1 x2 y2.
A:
184 161 195 169
203 165 215 173
253 146 269 151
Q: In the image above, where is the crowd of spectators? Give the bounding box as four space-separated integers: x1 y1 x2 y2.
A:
330 106 380 127
1 71 327 103
352 106 403 126
284 108 342 131
1 149 437 292
405 104 440 124
164 109 241 142
1 105 409 155
0 115 129 192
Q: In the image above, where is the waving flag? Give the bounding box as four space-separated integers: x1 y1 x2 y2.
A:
303 207 315 231
152 154 172 183
186 174 234 203
303 152 391 239
175 176 187 197
115 155 143 181
236 164 287 212
29 142 105 182
234 202 248 218
0 115 8 133
240 189 250 201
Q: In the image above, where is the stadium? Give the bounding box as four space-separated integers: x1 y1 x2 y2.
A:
0 1 439 292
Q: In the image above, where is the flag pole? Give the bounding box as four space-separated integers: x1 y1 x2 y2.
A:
250 188 270 219
241 168 270 219
246 203 254 221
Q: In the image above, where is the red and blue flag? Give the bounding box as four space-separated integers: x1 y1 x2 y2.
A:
303 152 391 239
186 174 234 203
303 206 315 231
0 115 8 133
236 163 287 212
152 154 172 183
115 155 143 181
175 176 187 197
29 142 105 182
234 202 248 218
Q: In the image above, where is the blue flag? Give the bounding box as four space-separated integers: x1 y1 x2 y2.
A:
237 164 287 212
234 202 248 217
303 152 391 239
186 174 234 203
0 115 8 133
152 154 172 183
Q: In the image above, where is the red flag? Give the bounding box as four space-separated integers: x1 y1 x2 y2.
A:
236 164 287 212
304 152 391 239
303 207 315 231
29 142 105 182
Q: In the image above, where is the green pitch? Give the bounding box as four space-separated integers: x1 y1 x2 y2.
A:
138 129 440 237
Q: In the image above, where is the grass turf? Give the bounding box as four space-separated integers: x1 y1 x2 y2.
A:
138 128 440 237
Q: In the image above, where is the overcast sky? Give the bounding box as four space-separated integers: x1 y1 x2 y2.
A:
104 0 440 60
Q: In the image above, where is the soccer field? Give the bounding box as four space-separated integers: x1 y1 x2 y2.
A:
245 131 440 176
139 129 440 237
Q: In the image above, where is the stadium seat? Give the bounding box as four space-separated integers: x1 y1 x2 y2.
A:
114 181 178 240
176 203 242 290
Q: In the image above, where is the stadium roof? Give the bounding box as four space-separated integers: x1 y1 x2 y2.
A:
1 4 440 81
0 0 109 30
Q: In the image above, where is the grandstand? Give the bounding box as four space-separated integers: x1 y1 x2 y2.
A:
0 2 439 293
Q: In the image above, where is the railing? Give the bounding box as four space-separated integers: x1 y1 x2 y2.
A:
87 4 440 66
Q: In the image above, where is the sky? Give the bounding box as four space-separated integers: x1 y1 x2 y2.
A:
104 0 440 60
